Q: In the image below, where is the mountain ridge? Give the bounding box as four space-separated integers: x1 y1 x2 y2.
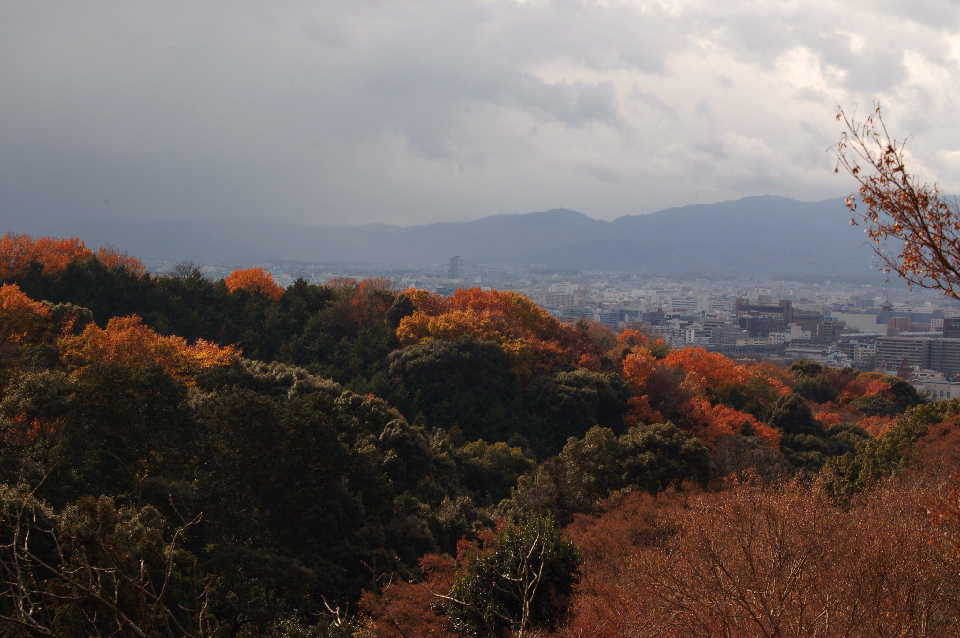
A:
3 195 881 279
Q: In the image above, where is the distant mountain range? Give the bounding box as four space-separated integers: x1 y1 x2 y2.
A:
3 195 885 280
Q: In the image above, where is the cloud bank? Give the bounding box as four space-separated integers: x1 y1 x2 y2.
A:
3 0 959 226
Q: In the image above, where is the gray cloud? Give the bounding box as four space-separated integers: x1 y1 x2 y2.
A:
2 0 959 228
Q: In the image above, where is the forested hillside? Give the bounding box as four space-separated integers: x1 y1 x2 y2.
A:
1 232 959 637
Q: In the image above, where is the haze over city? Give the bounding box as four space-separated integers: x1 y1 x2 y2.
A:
4 0 960 230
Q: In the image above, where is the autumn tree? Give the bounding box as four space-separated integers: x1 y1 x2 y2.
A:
836 104 960 297
0 284 51 345
558 477 960 638
0 234 146 281
622 345 784 449
224 267 285 302
397 288 598 375
0 234 90 279
59 315 240 384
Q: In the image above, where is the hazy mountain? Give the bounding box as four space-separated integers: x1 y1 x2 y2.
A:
3 195 882 279
528 196 878 279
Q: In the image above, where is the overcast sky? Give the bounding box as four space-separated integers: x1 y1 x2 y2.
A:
3 0 960 227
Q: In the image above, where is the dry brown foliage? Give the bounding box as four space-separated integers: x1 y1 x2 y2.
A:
555 477 960 638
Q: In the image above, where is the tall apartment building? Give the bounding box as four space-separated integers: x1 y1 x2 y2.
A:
929 339 960 378
876 337 960 378
448 256 463 279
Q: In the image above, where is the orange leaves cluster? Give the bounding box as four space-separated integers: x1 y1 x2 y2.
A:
607 329 668 364
838 372 893 404
622 347 662 423
689 398 781 449
0 283 51 344
663 346 750 394
0 233 146 278
59 315 240 384
748 361 793 397
0 233 89 278
318 277 397 333
622 344 787 449
224 267 284 301
397 288 595 373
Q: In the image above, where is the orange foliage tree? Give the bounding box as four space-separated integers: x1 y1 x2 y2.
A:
662 346 750 393
688 398 781 449
224 267 284 301
814 408 846 429
397 288 598 374
59 315 240 384
838 371 894 404
856 415 897 437
607 328 669 365
0 234 89 278
0 233 147 278
622 345 785 449
0 283 51 344
622 346 664 423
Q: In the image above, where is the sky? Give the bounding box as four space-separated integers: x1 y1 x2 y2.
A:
3 0 960 227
